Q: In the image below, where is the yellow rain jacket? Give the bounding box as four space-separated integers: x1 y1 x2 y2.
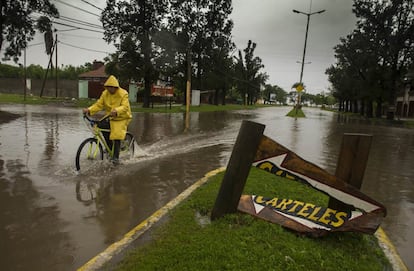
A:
88 75 132 140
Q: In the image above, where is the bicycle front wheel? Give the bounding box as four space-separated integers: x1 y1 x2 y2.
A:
75 138 104 171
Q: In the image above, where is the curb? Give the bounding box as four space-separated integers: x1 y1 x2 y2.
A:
77 166 408 271
375 227 408 271
77 167 226 271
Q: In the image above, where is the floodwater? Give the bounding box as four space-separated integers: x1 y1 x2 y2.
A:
0 104 413 271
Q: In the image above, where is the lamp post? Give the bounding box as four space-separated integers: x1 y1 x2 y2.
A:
293 8 325 109
293 8 325 84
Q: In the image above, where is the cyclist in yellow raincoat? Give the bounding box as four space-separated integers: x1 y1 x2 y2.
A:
83 75 132 164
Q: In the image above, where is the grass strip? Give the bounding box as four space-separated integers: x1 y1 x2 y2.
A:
286 107 306 118
115 167 390 271
0 93 271 113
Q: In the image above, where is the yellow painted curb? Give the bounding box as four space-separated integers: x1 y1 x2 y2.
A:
375 227 408 271
77 167 226 271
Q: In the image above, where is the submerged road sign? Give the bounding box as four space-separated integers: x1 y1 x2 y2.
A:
238 135 386 237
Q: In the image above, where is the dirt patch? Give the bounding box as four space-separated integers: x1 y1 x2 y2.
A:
0 110 22 124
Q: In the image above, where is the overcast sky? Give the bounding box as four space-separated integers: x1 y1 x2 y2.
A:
231 0 357 94
4 0 358 95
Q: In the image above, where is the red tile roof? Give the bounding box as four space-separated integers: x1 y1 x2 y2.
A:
79 65 107 78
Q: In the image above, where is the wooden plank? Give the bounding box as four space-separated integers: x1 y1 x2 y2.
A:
328 133 372 211
211 120 265 220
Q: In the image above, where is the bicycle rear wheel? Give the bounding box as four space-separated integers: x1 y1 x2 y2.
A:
120 132 135 159
75 138 104 171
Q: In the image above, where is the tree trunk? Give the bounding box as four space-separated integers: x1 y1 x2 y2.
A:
376 98 383 118
360 99 365 116
214 89 219 105
366 100 373 118
386 63 400 120
353 100 358 113
221 87 226 105
196 53 202 90
143 74 151 108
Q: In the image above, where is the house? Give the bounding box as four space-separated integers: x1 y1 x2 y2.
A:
78 61 108 99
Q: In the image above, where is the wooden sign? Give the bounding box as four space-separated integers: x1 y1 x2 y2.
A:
237 135 386 237
151 85 174 97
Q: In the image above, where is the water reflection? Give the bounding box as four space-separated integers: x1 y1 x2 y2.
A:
0 158 74 271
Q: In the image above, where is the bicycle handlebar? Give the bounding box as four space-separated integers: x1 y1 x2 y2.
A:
83 113 97 127
83 113 111 125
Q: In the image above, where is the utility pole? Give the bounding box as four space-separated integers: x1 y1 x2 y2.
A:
24 48 27 101
55 32 58 97
185 47 191 130
292 4 325 109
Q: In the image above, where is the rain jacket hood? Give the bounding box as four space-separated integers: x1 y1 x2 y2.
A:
104 75 120 88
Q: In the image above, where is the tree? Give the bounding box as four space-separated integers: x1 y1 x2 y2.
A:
326 31 378 115
262 84 287 104
199 0 234 105
0 62 93 80
0 63 21 78
37 16 54 56
328 0 414 119
58 64 91 80
164 0 233 105
234 40 267 105
104 35 144 87
0 0 58 62
101 0 168 107
354 0 414 116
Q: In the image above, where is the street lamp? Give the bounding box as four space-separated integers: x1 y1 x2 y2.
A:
293 8 325 85
292 8 325 109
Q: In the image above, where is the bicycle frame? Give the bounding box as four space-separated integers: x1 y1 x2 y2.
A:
84 114 115 158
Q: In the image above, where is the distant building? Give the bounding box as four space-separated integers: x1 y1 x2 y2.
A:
78 61 107 99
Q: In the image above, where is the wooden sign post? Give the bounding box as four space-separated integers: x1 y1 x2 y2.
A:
211 120 265 220
328 133 373 211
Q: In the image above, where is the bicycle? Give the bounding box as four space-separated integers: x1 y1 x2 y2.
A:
75 114 135 171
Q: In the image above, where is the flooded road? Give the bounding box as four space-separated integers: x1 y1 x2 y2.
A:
0 104 413 270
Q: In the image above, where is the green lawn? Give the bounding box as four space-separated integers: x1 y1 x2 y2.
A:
114 167 390 271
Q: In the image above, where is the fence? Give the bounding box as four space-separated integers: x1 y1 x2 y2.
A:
0 78 78 98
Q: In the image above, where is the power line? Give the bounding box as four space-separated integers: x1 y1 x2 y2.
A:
61 33 104 40
80 0 103 11
53 21 104 33
55 0 100 17
30 14 104 33
31 12 102 30
58 15 102 29
58 40 111 54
